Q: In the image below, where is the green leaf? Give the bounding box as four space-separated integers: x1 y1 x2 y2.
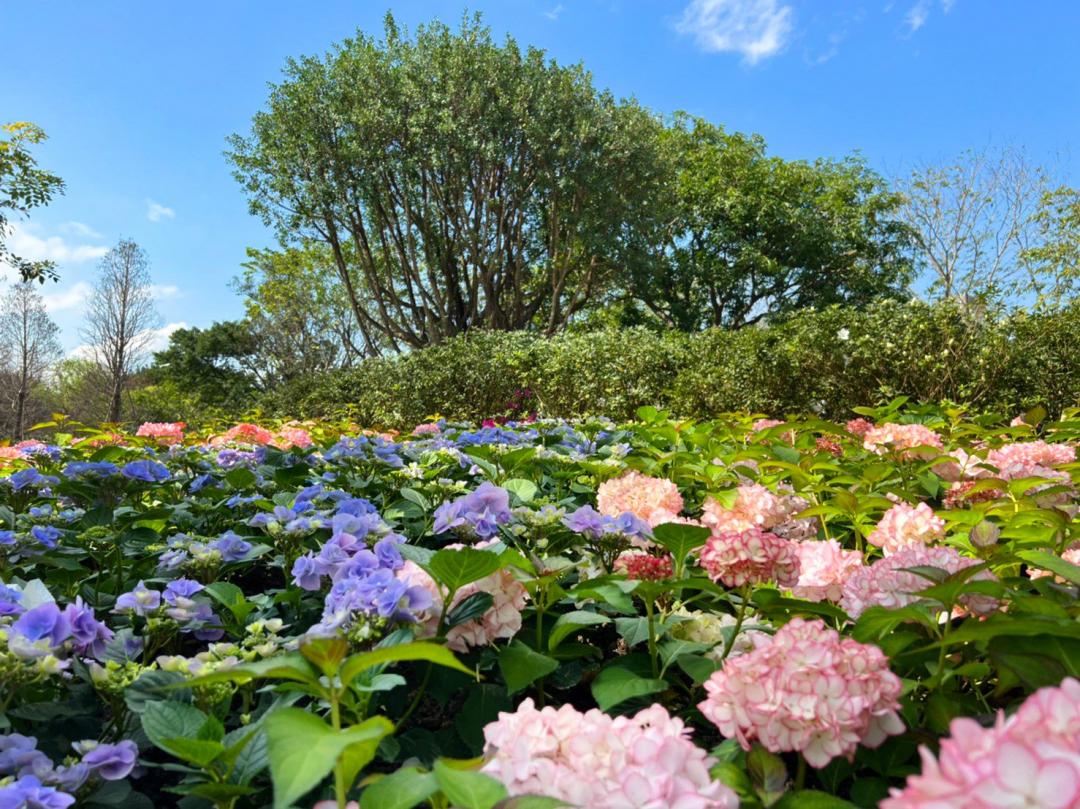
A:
432 760 508 809
773 790 861 808
989 634 1080 689
360 766 439 809
158 737 224 767
179 651 322 687
1017 550 1080 586
300 636 351 676
445 591 495 629
178 783 257 802
400 487 431 511
498 640 559 694
226 467 256 489
503 478 538 504
428 548 503 592
123 670 189 714
455 685 513 754
266 708 394 809
340 641 475 686
852 605 938 643
590 665 667 712
651 522 710 569
547 610 611 652
141 701 208 752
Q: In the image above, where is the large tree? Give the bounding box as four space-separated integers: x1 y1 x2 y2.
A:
0 282 62 438
0 122 66 282
82 239 159 422
897 145 1055 303
236 245 364 378
629 115 914 331
149 320 261 411
228 13 665 353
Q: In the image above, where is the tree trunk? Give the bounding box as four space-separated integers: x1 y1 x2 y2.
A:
108 376 123 423
13 388 26 441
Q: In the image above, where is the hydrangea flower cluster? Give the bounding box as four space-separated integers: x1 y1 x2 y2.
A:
614 551 674 581
113 578 224 641
986 439 1076 470
481 698 739 808
433 482 513 539
669 608 771 658
394 544 528 652
791 539 864 603
0 733 137 807
701 482 814 541
882 677 1080 808
863 423 944 458
596 470 684 527
562 504 653 548
698 618 904 767
841 545 999 618
867 501 946 555
135 421 185 444
700 527 800 589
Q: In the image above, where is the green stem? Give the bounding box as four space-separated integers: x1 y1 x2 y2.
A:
795 755 807 790
645 597 659 678
397 663 432 728
330 693 347 809
720 587 749 661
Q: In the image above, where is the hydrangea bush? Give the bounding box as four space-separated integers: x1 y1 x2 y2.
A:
0 403 1077 808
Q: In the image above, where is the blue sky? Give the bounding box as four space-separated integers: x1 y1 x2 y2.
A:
3 0 1078 353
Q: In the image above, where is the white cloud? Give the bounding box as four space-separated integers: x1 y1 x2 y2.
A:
58 221 103 239
146 200 175 222
544 4 564 20
3 222 108 266
144 321 187 354
941 0 956 11
149 284 181 300
69 321 188 361
676 0 794 64
905 0 930 31
42 281 94 313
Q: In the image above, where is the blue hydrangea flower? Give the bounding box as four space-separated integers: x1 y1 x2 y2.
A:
120 459 170 483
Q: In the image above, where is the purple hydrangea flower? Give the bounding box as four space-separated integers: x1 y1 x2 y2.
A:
63 597 114 659
11 602 72 647
120 460 170 483
0 775 75 809
291 554 323 590
210 531 252 562
113 581 161 616
30 525 61 549
0 583 23 616
78 740 138 780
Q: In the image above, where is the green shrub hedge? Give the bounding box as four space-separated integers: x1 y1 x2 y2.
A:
264 300 1080 428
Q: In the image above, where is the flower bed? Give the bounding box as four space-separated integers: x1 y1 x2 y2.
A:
0 406 1078 808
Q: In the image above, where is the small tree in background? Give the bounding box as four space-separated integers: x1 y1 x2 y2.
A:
0 281 61 438
82 238 159 422
0 122 66 282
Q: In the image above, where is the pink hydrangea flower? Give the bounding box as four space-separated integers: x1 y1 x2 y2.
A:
987 440 1076 470
934 448 992 482
698 618 904 768
701 483 815 542
482 698 739 808
863 423 944 459
614 551 674 581
867 502 946 556
700 527 800 589
752 418 785 432
445 566 528 652
135 421 185 444
882 677 1080 809
841 545 998 619
846 418 874 438
212 423 275 446
272 426 313 449
792 539 864 603
394 548 528 652
0 447 21 461
412 422 441 436
597 470 685 527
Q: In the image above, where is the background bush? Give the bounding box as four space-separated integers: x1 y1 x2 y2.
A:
263 300 1080 429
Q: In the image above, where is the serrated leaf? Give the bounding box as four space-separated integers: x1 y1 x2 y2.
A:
339 641 474 686
432 759 508 809
590 665 667 712
498 641 558 694
547 610 611 652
